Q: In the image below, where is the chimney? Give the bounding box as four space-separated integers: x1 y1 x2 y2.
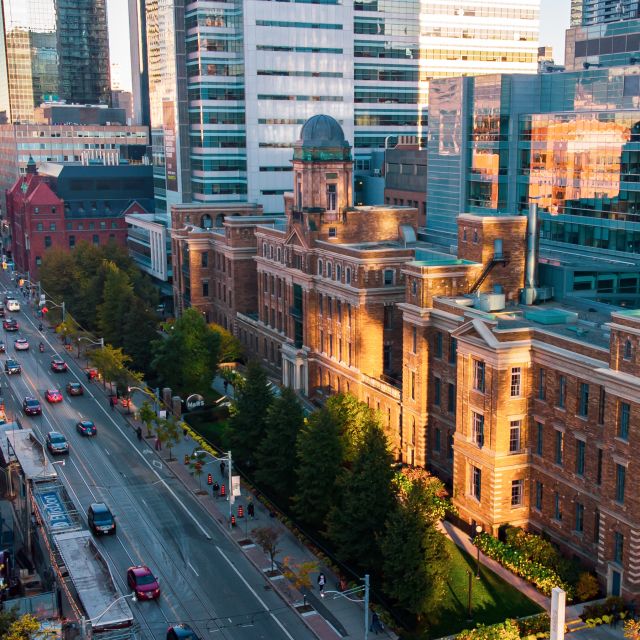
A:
521 201 539 304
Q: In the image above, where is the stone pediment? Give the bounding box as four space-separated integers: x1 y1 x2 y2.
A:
452 318 499 348
285 225 309 249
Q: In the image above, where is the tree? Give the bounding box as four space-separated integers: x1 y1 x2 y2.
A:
325 394 372 463
156 416 182 461
625 620 640 640
380 475 451 620
151 308 220 396
97 261 134 348
211 323 242 364
5 614 39 640
189 450 207 490
139 400 157 437
122 298 159 374
38 249 80 310
292 407 343 529
0 609 19 638
326 418 395 569
253 526 281 572
88 345 132 391
255 387 305 500
226 361 273 467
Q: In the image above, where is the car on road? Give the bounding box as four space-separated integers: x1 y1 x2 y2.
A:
46 431 69 455
6 299 20 312
76 420 96 436
0 303 5 318
45 389 63 403
3 318 18 331
51 358 67 372
87 503 116 535
14 338 29 351
127 566 160 600
0 341 5 353
166 625 200 640
5 359 21 374
66 382 84 396
22 397 42 416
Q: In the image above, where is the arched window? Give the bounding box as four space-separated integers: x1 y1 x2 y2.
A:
201 214 212 229
411 418 416 445
277 247 282 262
326 262 332 278
318 259 323 276
262 243 267 257
215 213 224 228
345 267 351 284
411 280 417 295
269 245 274 259
624 338 633 360
336 264 341 281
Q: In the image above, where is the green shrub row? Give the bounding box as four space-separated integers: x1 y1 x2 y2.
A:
474 534 572 598
455 614 550 639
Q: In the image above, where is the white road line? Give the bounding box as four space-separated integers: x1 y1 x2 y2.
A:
104 448 110 456
216 546 296 640
187 562 199 577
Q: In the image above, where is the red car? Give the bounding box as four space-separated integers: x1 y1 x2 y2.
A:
45 389 63 403
127 566 160 600
51 358 68 372
3 318 18 331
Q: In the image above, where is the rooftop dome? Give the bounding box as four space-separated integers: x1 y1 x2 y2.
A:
300 115 346 148
294 114 351 162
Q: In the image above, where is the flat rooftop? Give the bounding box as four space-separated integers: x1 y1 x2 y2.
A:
2 429 58 482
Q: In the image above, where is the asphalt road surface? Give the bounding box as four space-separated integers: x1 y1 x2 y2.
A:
0 277 314 640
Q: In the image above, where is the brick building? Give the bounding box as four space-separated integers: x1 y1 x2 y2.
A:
6 160 153 277
169 115 639 600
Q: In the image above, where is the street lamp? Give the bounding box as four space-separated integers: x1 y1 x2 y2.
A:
194 448 234 527
39 297 65 322
475 524 483 578
467 570 474 621
81 592 137 637
77 335 105 358
321 574 371 640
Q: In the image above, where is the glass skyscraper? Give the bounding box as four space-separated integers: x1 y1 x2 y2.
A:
0 0 111 124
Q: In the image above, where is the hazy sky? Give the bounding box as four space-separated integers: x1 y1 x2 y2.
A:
106 0 571 94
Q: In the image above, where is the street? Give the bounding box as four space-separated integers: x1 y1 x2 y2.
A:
0 278 315 640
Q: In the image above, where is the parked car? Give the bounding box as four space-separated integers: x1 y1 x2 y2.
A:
76 420 96 436
87 503 116 535
22 397 42 416
66 382 84 396
166 625 200 640
127 566 160 600
51 358 67 372
46 431 69 455
5 359 21 374
3 318 18 331
45 389 63 403
14 338 29 351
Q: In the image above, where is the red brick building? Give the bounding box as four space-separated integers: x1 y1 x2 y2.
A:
6 159 153 278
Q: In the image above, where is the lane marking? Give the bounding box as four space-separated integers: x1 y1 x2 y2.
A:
104 449 110 456
216 546 296 640
187 562 199 577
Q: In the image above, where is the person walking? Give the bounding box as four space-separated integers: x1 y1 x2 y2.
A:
317 572 326 598
154 436 162 451
109 396 115 411
247 500 255 519
370 611 383 635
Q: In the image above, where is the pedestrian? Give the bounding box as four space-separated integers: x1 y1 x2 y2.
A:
338 577 347 592
183 426 188 440
212 481 219 494
109 396 115 411
136 426 142 440
154 436 162 451
86 370 91 383
220 461 226 477
223 379 229 394
247 500 255 519
317 572 326 598
370 611 383 635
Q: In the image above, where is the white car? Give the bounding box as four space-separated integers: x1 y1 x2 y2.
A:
14 338 29 351
6 299 20 312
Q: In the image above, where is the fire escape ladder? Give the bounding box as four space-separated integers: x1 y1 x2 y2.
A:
469 254 509 295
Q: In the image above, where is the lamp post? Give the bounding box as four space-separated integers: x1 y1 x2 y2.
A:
77 335 105 358
321 574 370 640
475 524 483 578
39 297 65 322
81 592 137 639
467 570 473 621
194 448 233 527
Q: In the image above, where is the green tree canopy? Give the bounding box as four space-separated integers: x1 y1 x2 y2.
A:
326 417 395 569
97 261 135 347
226 361 273 467
211 323 243 363
255 387 305 501
325 394 372 463
380 473 451 621
88 344 133 390
292 407 343 529
122 297 159 372
151 308 221 396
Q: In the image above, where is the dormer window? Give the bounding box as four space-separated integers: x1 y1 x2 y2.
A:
326 183 337 212
623 338 633 360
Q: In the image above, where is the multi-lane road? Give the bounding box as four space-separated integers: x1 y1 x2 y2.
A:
0 279 313 640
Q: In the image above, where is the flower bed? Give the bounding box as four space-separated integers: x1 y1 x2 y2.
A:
474 533 572 598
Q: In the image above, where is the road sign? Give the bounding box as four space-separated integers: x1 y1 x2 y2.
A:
231 474 241 497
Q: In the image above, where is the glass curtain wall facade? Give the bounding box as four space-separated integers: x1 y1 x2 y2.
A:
0 0 110 124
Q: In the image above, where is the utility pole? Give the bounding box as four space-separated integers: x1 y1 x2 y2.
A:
363 573 370 640
227 451 233 527
62 301 66 322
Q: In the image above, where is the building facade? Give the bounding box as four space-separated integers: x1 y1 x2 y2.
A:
0 0 111 124
6 160 153 277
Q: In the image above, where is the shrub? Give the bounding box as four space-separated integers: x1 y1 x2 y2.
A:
474 533 572 598
503 526 559 567
517 613 550 636
456 619 521 639
581 596 627 622
574 572 599 602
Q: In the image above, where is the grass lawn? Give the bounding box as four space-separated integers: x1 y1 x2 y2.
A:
184 412 228 448
420 539 542 639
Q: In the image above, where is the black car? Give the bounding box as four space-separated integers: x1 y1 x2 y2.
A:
4 359 21 374
22 397 42 416
87 503 116 535
166 625 200 640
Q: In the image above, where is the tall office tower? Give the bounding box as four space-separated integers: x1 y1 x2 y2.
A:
0 0 111 124
129 0 150 126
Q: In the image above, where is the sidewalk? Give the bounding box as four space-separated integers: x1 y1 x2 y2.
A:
119 386 396 640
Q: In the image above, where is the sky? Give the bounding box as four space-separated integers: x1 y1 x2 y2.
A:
106 0 571 94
